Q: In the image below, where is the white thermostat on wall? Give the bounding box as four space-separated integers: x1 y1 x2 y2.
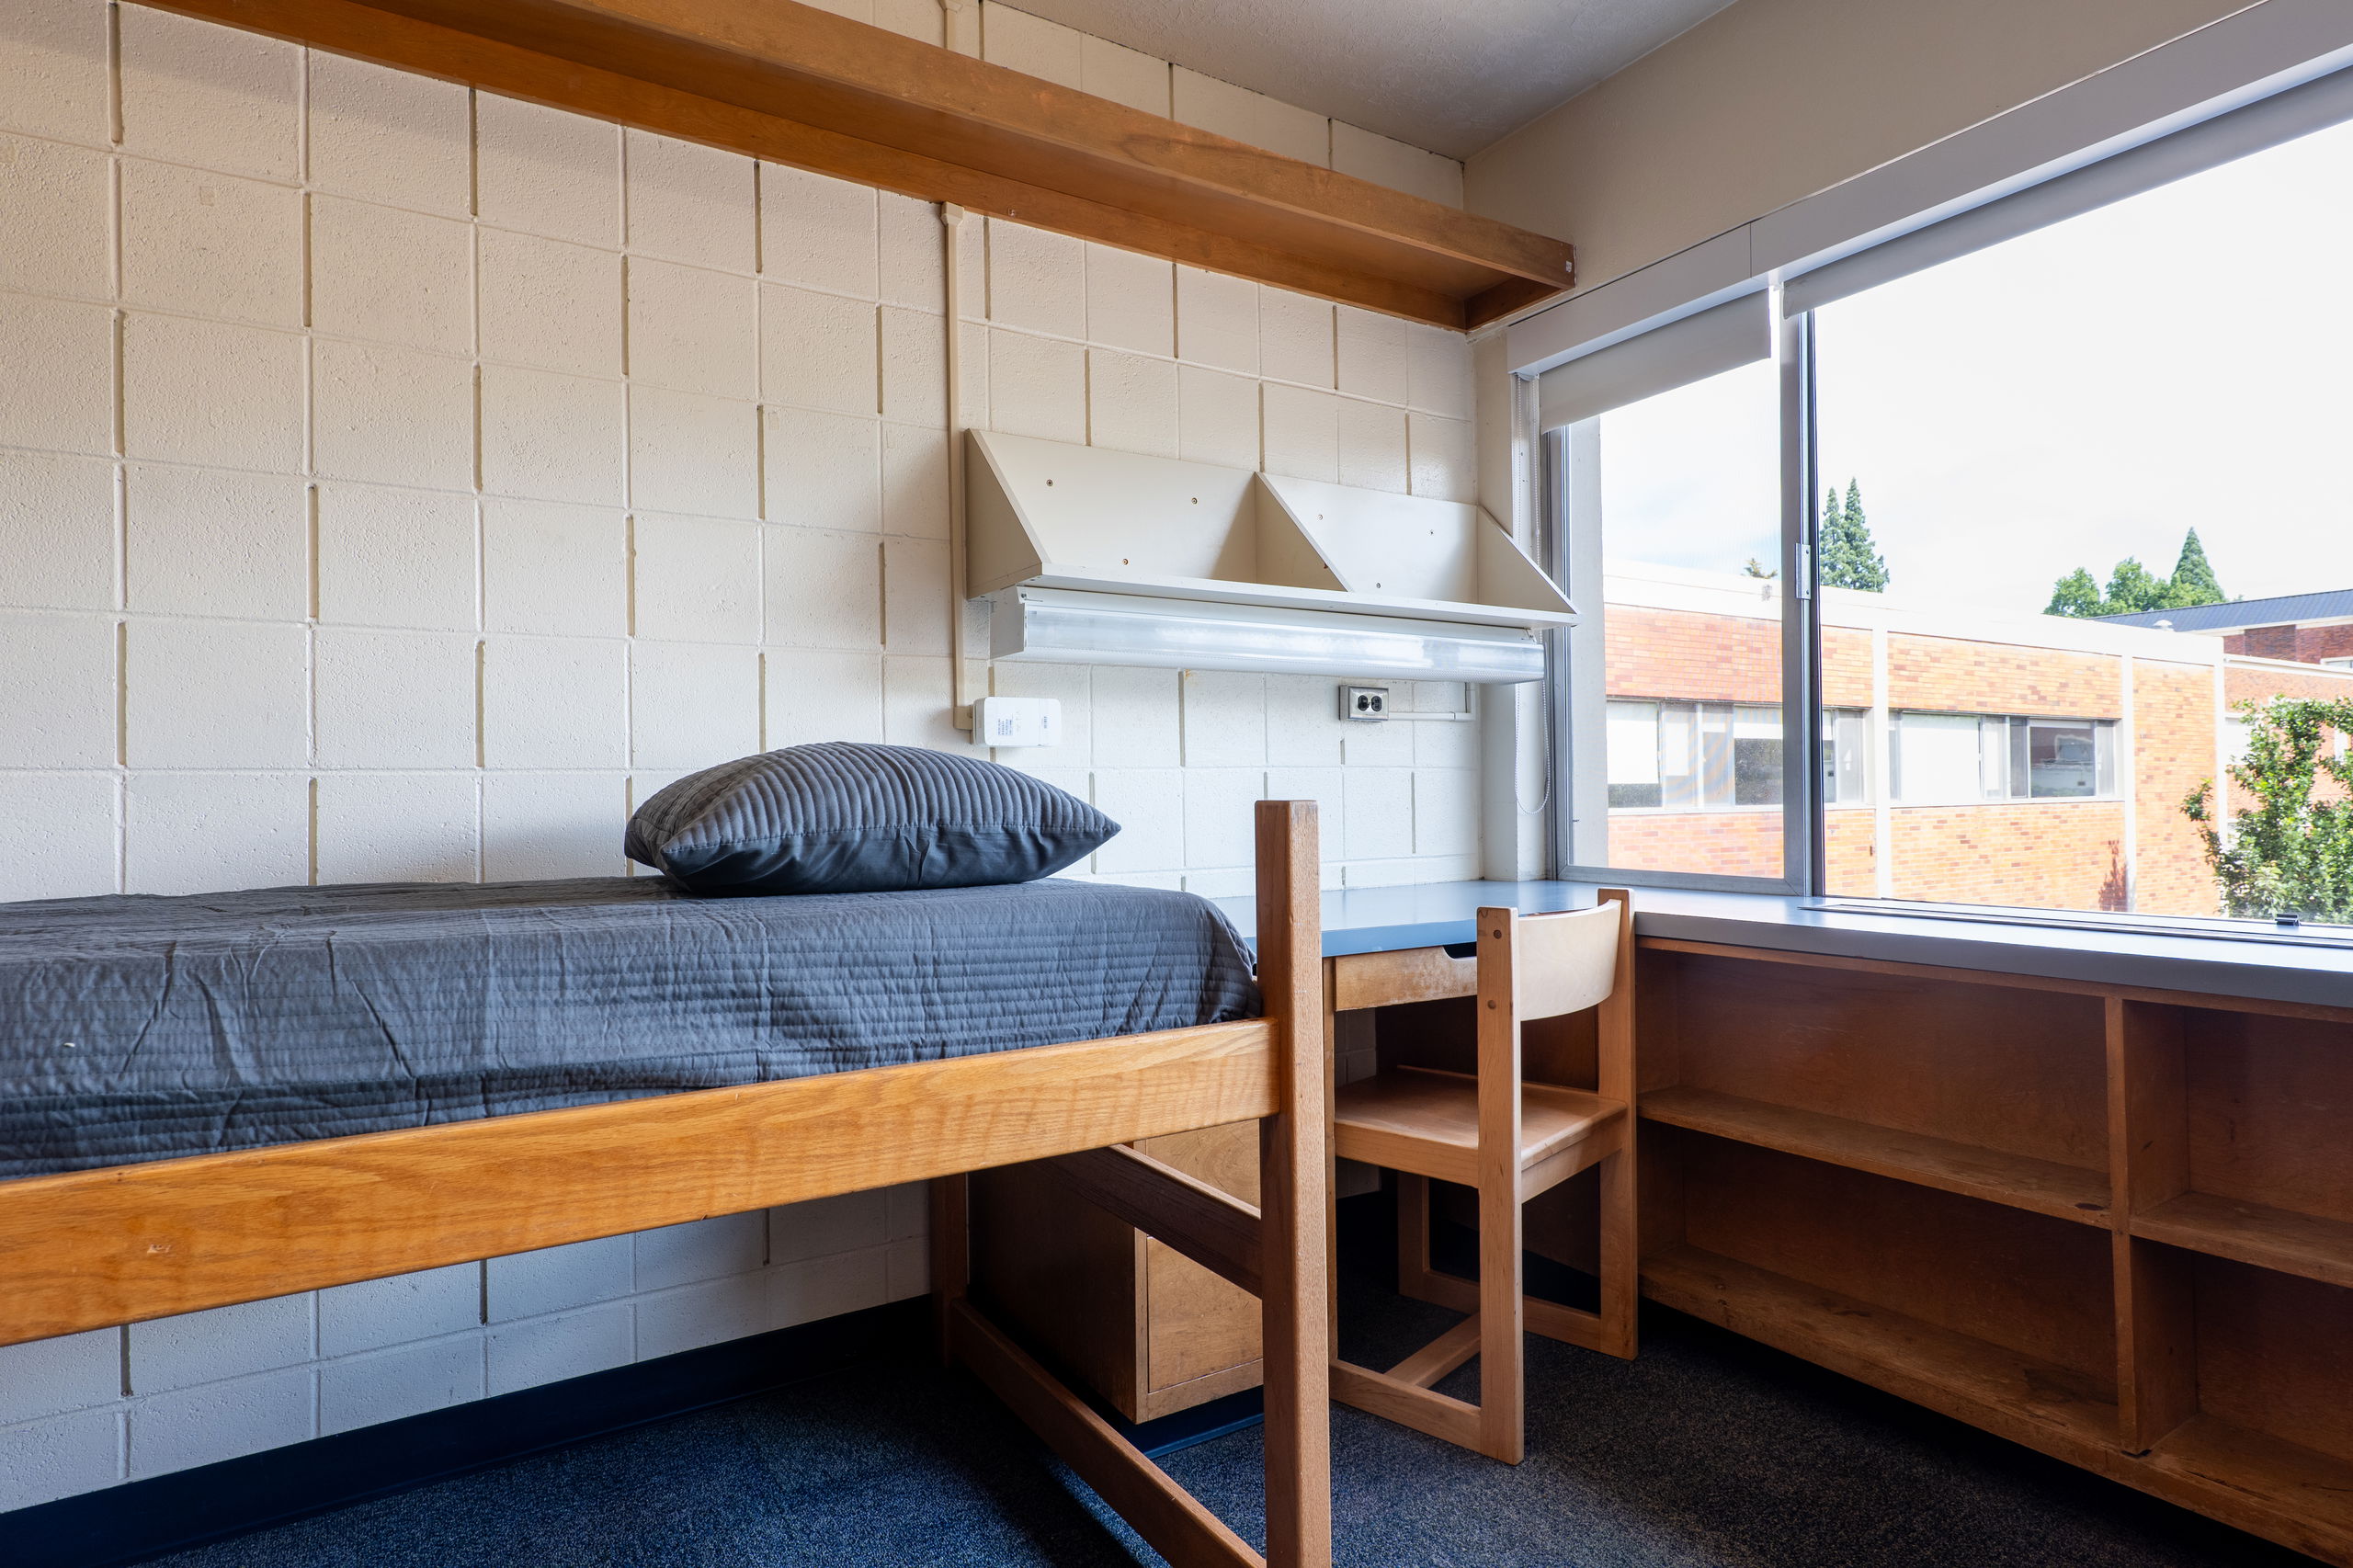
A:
972 696 1063 749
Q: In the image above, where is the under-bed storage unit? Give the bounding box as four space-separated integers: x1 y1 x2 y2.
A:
1633 937 2353 1566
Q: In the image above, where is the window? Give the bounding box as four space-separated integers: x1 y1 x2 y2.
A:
1542 66 2353 930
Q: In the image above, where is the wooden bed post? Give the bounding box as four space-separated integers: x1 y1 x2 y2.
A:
1256 800 1334 1568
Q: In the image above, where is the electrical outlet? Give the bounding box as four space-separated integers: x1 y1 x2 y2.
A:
1340 685 1390 722
972 696 1063 747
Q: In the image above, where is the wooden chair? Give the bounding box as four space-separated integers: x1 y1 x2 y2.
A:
1328 893 1636 1463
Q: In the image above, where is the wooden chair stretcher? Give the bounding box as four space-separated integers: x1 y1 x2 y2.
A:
0 801 1332 1568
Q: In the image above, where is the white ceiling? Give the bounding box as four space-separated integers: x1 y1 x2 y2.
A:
1004 0 1739 160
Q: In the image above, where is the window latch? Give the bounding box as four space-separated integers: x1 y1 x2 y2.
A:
1794 541 1813 600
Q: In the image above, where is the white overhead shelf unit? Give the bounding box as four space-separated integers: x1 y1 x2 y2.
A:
964 430 1573 683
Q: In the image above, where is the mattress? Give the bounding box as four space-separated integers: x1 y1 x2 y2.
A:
0 876 1259 1179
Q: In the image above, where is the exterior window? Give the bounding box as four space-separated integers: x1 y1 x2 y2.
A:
1606 699 1790 812
1891 713 2116 803
1821 710 1870 804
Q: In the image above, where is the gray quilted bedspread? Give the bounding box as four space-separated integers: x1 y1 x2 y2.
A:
0 876 1258 1179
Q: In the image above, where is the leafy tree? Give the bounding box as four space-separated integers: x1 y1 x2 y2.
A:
2046 528 2228 617
2163 527 2225 608
1819 479 1890 591
2183 697 2353 922
2045 567 2102 618
2102 556 2167 614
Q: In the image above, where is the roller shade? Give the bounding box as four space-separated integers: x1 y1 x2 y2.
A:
1536 293 1770 432
1785 59 2353 316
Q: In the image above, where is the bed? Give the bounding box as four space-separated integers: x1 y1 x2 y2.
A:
0 801 1333 1568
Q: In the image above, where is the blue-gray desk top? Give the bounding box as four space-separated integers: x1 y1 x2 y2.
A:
1211 881 2353 1014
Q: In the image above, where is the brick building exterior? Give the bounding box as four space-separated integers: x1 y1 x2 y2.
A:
1593 568 2353 915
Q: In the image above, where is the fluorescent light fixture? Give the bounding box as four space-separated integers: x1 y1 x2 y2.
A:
988 587 1549 683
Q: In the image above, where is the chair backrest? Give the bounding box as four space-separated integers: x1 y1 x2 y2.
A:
1492 902 1624 1022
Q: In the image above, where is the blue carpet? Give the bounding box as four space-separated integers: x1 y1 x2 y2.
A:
137 1208 2314 1568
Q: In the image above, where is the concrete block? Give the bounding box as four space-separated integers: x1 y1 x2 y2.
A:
306 53 472 217
1085 244 1175 358
315 628 478 769
125 619 308 769
319 1332 484 1437
123 771 309 895
763 406 881 532
1261 383 1340 483
131 1366 312 1479
313 773 480 885
1411 683 1479 768
0 133 108 299
881 535 949 655
1086 349 1179 459
876 191 945 310
120 314 301 469
481 772 630 881
633 513 761 643
762 529 882 652
628 387 760 519
1092 665 1182 767
310 197 474 356
1413 767 1479 858
1264 765 1344 861
1184 767 1265 869
770 1247 890 1330
882 654 986 756
1091 768 1185 873
0 1408 121 1511
1408 324 1474 418
482 635 628 768
1340 702 1415 767
758 162 877 299
883 1237 928 1300
635 1211 767 1292
1259 289 1335 389
1337 397 1410 494
0 772 118 902
981 3 1082 88
486 1303 633 1396
635 1271 772 1359
1336 305 1410 404
1184 868 1255 899
123 463 307 620
130 1293 312 1395
1408 411 1477 502
1266 676 1346 766
119 6 298 179
987 220 1086 338
1180 670 1266 767
0 1327 120 1426
630 640 761 769
877 304 943 425
1331 121 1463 208
1343 767 1415 860
880 421 949 540
764 649 883 745
625 130 755 273
764 283 880 415
986 329 1086 442
0 611 115 767
486 1233 636 1323
768 1190 890 1263
316 483 478 632
1174 266 1257 375
1346 853 1478 888
1175 365 1259 471
475 94 621 247
871 0 941 46
628 258 757 398
1081 36 1169 117
0 296 110 456
479 229 623 378
0 0 109 145
1172 68 1326 165
319 1264 482 1362
313 339 477 494
883 1183 928 1243
482 365 627 506
483 499 627 637
0 451 113 612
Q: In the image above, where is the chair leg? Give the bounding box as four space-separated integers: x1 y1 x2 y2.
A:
1474 1176 1525 1463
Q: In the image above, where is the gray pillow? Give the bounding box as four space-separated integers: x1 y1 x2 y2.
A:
625 743 1120 896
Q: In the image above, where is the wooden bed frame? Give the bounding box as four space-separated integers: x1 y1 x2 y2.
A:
0 801 1332 1568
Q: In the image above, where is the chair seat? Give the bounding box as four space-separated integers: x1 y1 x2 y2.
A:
1334 1067 1625 1192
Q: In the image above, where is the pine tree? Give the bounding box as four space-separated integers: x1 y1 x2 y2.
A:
2046 568 2102 618
1818 478 1890 591
2163 527 2225 608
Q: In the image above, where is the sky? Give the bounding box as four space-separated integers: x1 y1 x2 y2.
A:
1597 113 2353 620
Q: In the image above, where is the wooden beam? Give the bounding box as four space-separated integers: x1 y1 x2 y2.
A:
143 0 1572 329
1044 1144 1263 1298
0 1019 1277 1346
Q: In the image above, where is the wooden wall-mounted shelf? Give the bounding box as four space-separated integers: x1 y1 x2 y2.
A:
150 0 1574 329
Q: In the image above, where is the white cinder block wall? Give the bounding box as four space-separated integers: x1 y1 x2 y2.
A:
0 0 1482 1509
